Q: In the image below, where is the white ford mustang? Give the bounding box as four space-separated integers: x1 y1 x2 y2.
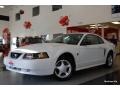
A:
4 33 116 80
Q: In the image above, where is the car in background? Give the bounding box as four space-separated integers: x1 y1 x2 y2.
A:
4 33 115 80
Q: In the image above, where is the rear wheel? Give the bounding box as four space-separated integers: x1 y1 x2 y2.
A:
105 53 113 67
54 57 74 80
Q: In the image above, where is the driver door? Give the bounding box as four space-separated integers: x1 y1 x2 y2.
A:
77 34 105 69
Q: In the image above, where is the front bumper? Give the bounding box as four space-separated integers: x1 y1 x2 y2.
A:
4 57 55 76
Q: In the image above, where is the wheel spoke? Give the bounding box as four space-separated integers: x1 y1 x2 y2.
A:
61 60 65 67
65 71 69 76
57 70 63 77
66 64 71 68
56 65 61 70
56 60 64 70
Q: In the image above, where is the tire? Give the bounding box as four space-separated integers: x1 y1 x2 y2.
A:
54 56 74 81
105 53 113 68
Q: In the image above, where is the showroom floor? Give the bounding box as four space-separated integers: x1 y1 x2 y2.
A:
0 55 120 85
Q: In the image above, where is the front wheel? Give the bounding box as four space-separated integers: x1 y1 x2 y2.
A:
54 59 73 80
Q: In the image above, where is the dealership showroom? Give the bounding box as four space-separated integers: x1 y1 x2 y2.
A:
0 5 120 85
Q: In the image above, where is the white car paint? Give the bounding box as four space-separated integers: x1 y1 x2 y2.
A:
4 33 115 76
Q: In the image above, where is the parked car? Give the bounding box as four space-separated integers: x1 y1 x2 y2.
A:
4 33 116 80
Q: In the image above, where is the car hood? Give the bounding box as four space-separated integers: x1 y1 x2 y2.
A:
12 43 70 53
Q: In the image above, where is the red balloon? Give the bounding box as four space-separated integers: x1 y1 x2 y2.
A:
20 9 24 14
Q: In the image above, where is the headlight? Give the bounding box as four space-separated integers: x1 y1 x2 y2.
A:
23 52 49 59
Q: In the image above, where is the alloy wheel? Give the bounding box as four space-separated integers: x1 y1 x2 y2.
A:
55 60 72 79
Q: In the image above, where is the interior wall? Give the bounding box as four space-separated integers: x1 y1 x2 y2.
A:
64 5 120 26
9 5 120 38
0 21 9 36
0 7 10 36
9 5 66 38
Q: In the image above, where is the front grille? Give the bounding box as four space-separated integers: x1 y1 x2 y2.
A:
9 66 30 72
10 52 22 59
9 66 21 71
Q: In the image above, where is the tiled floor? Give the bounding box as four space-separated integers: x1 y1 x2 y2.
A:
0 55 120 85
81 54 120 85
81 70 120 85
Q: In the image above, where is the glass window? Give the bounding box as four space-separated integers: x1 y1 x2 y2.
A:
81 34 103 45
0 15 9 21
86 35 99 45
32 6 40 16
15 13 20 21
112 5 120 14
52 5 62 11
96 36 104 44
48 34 83 45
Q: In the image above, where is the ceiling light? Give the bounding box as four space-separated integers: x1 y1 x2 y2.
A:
90 26 95 28
98 26 109 28
0 6 5 8
90 24 96 27
112 21 120 24
89 24 102 27
97 24 102 26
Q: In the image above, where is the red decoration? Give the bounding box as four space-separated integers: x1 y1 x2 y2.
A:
3 28 9 33
2 28 11 56
24 21 32 29
2 28 10 41
20 9 24 14
59 16 69 26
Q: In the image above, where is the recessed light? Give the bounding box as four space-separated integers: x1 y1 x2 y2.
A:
0 6 5 8
89 24 102 27
90 24 96 27
98 26 109 28
112 21 120 24
90 26 95 28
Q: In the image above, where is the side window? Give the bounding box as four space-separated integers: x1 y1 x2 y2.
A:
81 35 101 45
97 36 104 44
81 36 91 45
63 34 83 45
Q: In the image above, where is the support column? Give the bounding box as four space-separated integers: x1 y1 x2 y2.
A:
118 29 120 41
118 29 120 54
101 26 104 38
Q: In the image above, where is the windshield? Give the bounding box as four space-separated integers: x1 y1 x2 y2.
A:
48 34 83 45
